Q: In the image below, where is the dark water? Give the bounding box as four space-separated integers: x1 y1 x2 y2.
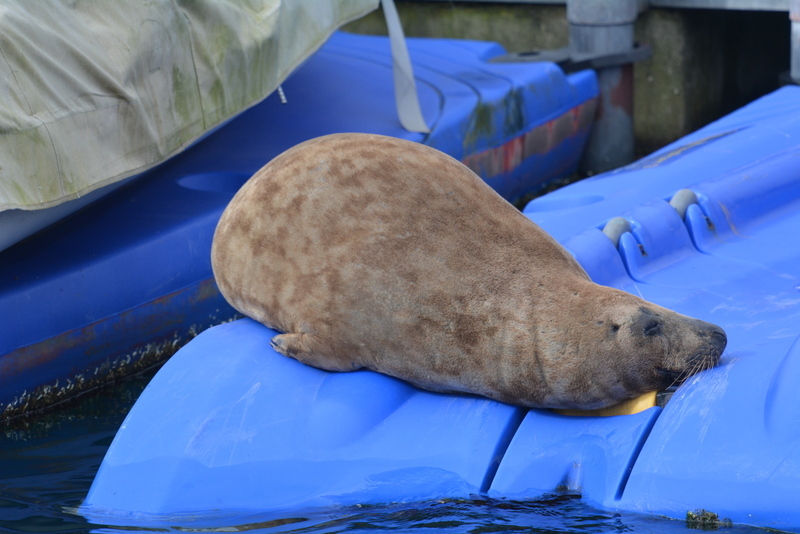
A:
0 373 774 534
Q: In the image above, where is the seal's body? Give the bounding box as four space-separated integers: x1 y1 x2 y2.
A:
212 133 726 409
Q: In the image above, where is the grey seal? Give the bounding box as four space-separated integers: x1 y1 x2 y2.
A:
211 133 726 409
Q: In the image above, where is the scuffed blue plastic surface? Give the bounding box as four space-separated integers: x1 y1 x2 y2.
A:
81 319 525 526
489 406 661 509
82 49 800 534
523 86 800 241
325 32 598 201
521 87 800 530
0 32 596 416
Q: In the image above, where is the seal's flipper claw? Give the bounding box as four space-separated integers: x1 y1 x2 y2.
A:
269 333 295 356
270 333 355 372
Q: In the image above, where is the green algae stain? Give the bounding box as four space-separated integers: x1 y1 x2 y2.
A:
503 87 526 137
3 127 57 207
464 89 527 152
171 66 193 123
9 180 34 207
465 102 496 150
207 77 227 126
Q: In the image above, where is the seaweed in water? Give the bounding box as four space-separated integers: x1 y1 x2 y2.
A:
686 509 733 530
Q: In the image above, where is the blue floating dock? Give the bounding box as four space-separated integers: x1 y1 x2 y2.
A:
81 85 800 532
0 32 597 419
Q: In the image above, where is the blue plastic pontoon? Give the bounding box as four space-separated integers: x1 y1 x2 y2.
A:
81 85 800 532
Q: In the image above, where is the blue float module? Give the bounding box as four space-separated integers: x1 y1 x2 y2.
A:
0 32 597 419
81 86 800 532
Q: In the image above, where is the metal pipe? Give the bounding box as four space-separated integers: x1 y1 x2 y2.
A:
791 0 800 82
568 0 638 174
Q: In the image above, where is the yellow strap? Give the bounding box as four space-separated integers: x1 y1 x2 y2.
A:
553 390 657 417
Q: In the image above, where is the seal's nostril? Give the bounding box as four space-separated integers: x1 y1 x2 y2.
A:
710 328 727 348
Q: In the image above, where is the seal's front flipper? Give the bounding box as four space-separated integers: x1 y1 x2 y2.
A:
270 333 357 372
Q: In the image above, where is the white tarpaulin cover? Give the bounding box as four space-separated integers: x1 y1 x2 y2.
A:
0 0 377 212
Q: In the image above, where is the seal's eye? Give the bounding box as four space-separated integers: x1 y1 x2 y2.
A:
643 320 662 337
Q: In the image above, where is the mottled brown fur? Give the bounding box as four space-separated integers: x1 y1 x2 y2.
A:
211 133 727 409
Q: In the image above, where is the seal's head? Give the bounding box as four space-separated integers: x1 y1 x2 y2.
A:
524 279 727 410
